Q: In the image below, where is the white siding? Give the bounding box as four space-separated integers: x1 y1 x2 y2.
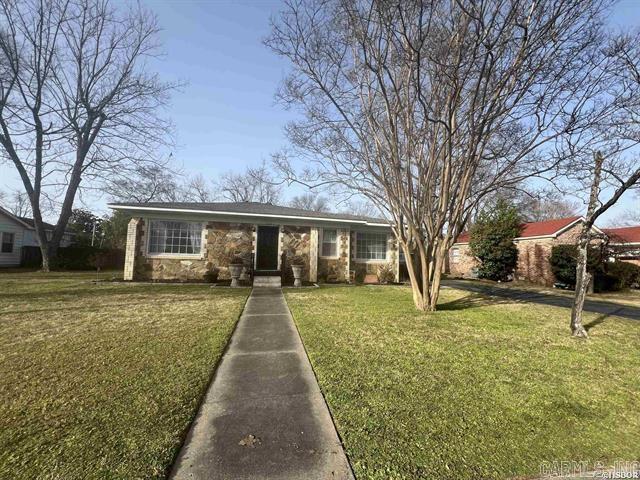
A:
0 211 25 267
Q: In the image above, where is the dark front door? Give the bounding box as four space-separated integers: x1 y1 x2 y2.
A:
256 226 279 270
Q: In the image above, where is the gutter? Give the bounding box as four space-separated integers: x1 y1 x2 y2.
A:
108 204 391 228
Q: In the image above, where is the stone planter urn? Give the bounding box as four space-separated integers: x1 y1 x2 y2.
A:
229 263 244 287
291 263 304 287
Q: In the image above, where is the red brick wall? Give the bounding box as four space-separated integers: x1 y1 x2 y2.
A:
449 223 592 286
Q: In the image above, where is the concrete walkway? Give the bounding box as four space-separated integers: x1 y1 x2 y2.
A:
170 287 354 480
443 279 640 321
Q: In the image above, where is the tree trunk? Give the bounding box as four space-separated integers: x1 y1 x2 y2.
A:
570 151 603 338
570 235 590 338
400 241 429 311
428 249 445 311
40 247 51 272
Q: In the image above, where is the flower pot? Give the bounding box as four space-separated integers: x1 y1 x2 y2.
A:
229 263 244 287
291 265 304 287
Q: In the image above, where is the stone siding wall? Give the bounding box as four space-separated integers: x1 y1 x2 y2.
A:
132 220 253 282
124 217 397 284
205 222 253 279
281 225 311 283
318 228 350 282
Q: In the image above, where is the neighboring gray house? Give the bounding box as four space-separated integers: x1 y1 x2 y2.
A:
109 201 399 285
0 206 75 267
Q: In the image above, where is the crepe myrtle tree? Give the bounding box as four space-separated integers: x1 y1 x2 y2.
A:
0 0 176 270
267 0 630 311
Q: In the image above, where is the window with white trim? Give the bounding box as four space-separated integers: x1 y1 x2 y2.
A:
148 220 202 255
1 232 14 253
321 229 338 257
451 247 460 264
356 232 387 260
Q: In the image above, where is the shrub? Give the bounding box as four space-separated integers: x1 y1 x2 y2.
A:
203 267 219 283
52 246 124 270
606 261 640 290
377 263 395 284
229 256 245 265
469 200 520 281
549 245 639 292
290 255 305 266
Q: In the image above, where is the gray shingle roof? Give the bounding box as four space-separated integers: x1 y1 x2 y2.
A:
18 216 57 231
108 201 389 225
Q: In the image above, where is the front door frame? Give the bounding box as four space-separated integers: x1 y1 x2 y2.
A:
254 224 282 271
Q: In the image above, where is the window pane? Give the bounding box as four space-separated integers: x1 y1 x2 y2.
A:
322 229 337 257
356 232 387 260
1 232 14 253
148 221 201 255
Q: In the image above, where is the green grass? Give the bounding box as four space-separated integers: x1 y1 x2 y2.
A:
285 285 640 480
0 271 249 479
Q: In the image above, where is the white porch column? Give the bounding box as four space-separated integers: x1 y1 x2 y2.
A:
123 218 142 281
309 227 318 282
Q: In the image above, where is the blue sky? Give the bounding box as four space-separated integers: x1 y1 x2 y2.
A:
0 0 639 223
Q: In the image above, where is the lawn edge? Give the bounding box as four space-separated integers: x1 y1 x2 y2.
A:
163 288 251 479
284 288 358 480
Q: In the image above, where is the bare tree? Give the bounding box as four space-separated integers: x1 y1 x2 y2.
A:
216 161 282 204
339 198 380 218
267 0 627 311
512 190 581 222
183 174 215 202
106 164 182 203
0 0 175 270
569 153 640 337
0 189 31 217
289 192 330 212
567 33 640 337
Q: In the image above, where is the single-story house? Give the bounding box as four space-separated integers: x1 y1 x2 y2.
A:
448 216 606 286
603 226 640 266
108 201 400 285
0 206 76 267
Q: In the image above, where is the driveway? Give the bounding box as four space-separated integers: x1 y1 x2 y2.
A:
442 279 640 321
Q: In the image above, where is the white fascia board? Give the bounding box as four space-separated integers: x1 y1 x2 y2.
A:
549 217 584 237
108 204 390 228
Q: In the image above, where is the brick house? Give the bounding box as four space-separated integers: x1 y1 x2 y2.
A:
603 226 640 266
110 201 399 285
448 216 607 286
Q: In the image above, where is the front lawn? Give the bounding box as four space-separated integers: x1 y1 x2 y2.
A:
285 286 640 480
0 272 248 479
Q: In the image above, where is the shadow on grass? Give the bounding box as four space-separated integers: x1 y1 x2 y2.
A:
438 292 517 311
584 313 609 332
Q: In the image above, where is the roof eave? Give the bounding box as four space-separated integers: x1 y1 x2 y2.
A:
108 204 390 228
